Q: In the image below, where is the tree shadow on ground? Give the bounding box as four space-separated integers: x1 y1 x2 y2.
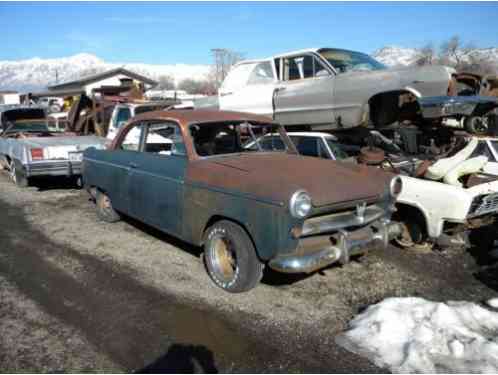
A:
137 344 218 374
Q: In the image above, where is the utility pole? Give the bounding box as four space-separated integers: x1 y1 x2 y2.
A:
211 48 228 87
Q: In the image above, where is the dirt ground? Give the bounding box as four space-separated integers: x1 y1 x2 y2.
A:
1 172 497 373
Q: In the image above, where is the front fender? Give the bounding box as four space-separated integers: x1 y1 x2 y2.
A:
397 176 473 238
183 183 295 260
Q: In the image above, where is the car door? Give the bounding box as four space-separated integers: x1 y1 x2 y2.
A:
127 121 187 236
274 53 336 127
219 61 275 116
92 122 146 214
107 105 132 141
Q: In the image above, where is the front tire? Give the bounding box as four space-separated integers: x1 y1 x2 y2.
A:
204 220 264 293
464 116 489 135
96 190 121 223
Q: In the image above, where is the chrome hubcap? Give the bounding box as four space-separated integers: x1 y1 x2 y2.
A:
210 235 237 281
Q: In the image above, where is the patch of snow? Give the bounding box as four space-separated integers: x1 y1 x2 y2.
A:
336 297 498 373
373 45 498 67
487 298 498 309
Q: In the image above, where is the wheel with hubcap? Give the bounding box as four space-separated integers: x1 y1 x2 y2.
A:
464 116 489 135
9 160 29 188
394 220 433 251
204 220 264 293
96 190 121 223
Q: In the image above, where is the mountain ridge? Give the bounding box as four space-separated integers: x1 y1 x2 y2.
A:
2 46 498 92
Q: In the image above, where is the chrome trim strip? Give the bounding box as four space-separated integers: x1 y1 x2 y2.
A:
301 205 385 237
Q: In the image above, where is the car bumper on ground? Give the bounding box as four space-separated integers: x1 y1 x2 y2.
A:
269 220 402 274
25 160 82 177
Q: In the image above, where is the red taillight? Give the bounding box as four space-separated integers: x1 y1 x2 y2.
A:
30 148 44 160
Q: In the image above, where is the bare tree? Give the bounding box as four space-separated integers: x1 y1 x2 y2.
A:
440 35 476 69
211 48 245 88
177 79 213 94
156 75 175 90
416 43 436 66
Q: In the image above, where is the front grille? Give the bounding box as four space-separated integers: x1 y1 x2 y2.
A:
469 192 498 217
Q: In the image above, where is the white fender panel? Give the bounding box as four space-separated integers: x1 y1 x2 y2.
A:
443 156 488 187
425 138 478 180
397 176 498 238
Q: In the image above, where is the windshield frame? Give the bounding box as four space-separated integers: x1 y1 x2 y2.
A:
188 120 298 159
318 48 387 74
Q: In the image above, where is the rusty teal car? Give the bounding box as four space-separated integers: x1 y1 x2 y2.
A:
82 110 403 293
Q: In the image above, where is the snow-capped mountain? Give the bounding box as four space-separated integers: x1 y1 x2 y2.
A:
0 53 211 92
373 45 498 67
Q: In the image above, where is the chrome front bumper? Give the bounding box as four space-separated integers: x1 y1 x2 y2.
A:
269 220 402 274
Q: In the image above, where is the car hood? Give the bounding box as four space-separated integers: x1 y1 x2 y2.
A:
187 153 392 208
337 65 454 97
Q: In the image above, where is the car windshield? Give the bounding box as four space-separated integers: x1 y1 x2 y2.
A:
489 141 498 158
326 139 349 160
191 122 286 157
318 48 386 73
4 120 50 134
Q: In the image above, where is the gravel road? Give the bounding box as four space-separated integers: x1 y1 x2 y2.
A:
1 172 497 372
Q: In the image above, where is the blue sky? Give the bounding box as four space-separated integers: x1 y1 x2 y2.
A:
1 1 497 64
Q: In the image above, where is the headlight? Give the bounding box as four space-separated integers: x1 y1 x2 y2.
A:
389 176 403 197
290 190 312 218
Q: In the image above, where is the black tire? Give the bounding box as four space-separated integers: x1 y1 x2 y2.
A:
95 190 121 223
464 116 488 135
204 220 264 293
370 95 399 128
394 220 433 251
9 160 29 188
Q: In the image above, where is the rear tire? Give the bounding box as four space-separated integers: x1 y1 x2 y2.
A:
9 160 29 188
96 190 121 223
204 220 264 293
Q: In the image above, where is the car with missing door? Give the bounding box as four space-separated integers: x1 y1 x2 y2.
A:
82 110 402 292
215 47 461 130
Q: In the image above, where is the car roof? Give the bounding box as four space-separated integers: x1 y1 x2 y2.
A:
287 131 337 139
131 109 275 126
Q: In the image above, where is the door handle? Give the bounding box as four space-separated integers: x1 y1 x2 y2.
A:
275 86 286 92
220 92 233 97
129 162 139 168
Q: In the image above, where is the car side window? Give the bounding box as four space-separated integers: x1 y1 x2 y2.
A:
283 55 330 81
247 62 274 85
294 136 320 157
142 122 185 156
471 141 493 160
114 107 131 129
120 123 144 151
